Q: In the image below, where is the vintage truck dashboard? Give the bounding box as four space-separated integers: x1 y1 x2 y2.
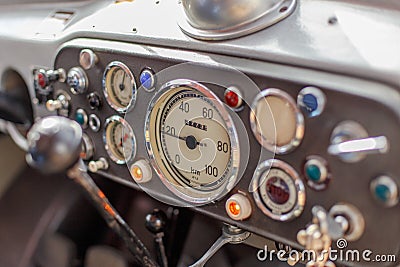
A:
0 0 399 266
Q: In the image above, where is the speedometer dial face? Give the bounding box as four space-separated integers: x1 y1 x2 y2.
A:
145 80 240 204
103 61 137 113
104 116 136 164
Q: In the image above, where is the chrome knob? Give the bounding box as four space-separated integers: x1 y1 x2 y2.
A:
45 93 70 117
79 49 98 70
328 121 389 163
26 116 82 174
67 67 88 95
45 99 63 111
81 133 94 161
88 157 109 173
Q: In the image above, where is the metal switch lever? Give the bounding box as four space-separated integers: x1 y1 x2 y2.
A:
328 136 388 157
189 225 250 267
328 121 389 162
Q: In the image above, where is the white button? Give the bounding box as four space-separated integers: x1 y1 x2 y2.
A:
225 193 252 220
130 159 152 183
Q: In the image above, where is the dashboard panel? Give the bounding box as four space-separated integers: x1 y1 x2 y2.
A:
32 38 400 265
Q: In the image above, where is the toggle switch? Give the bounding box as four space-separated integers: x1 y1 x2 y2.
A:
34 68 66 93
328 121 389 163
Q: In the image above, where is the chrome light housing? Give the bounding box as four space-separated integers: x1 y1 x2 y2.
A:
179 0 297 40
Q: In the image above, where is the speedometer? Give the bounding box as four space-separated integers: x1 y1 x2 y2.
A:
145 80 240 204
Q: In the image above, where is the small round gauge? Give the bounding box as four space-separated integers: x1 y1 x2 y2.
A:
103 61 137 113
104 115 136 164
250 88 304 154
252 159 305 221
145 79 240 204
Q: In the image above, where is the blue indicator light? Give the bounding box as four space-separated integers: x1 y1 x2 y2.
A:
140 69 154 90
302 93 318 112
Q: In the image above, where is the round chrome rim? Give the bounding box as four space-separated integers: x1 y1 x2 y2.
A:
252 159 306 221
144 79 240 204
103 115 136 165
140 68 156 93
102 61 137 113
370 175 399 207
250 88 304 154
178 0 297 41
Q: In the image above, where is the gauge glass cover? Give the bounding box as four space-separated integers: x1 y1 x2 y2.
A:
252 159 305 221
250 88 304 154
145 80 240 204
103 61 137 113
104 115 136 164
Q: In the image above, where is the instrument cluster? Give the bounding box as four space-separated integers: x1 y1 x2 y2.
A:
33 39 400 265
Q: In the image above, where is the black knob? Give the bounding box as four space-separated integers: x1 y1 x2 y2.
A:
87 92 102 110
145 209 167 234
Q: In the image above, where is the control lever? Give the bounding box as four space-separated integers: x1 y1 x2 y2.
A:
145 209 169 267
328 121 389 162
25 116 158 267
189 224 250 267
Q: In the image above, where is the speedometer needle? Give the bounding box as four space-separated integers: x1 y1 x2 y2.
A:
161 131 204 148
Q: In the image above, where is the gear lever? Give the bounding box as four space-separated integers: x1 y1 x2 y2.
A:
25 116 158 267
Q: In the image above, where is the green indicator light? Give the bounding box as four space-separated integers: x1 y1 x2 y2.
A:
75 112 85 125
375 184 390 202
306 164 321 182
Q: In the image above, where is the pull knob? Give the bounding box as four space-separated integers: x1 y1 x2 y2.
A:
88 157 109 173
45 99 62 111
34 68 66 93
328 121 389 162
79 49 98 70
45 93 70 117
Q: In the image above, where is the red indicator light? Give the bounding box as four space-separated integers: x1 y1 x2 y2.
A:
224 87 243 109
37 73 46 88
